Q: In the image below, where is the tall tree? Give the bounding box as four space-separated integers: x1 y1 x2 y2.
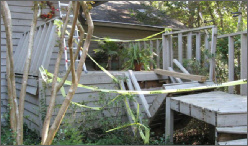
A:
1 1 39 145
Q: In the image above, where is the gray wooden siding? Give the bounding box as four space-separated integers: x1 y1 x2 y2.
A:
42 73 129 130
1 1 59 123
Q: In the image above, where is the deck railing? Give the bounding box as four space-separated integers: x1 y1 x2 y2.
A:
162 25 217 81
217 31 247 96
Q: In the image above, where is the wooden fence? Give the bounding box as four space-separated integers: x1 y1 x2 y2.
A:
162 25 217 81
217 31 247 96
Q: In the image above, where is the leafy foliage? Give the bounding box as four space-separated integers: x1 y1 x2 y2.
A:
120 43 155 70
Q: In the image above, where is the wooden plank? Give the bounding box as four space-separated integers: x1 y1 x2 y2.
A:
217 113 247 127
178 33 183 63
218 138 247 145
14 32 29 72
173 59 190 74
196 33 201 61
209 26 217 81
216 126 247 134
30 26 42 73
228 36 234 94
150 40 154 70
36 22 53 72
124 73 139 110
163 35 170 70
187 32 192 59
13 34 25 65
41 25 56 72
240 34 247 96
119 80 136 135
128 70 151 118
30 24 48 73
163 25 215 36
156 40 160 68
169 35 173 68
204 34 209 61
134 71 168 81
217 31 247 38
20 31 39 73
155 69 207 82
165 96 174 143
168 67 183 83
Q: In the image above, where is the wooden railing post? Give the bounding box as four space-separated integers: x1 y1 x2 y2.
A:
156 39 160 69
240 33 247 95
209 26 217 81
228 36 234 94
187 32 192 59
150 40 154 70
178 33 183 63
204 34 210 64
163 35 170 70
196 32 201 61
169 35 173 68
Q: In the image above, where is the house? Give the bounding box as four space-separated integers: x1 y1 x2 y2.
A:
1 1 184 131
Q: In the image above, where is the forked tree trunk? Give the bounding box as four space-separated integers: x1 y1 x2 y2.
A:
17 2 39 144
42 1 93 145
1 1 19 144
41 2 73 144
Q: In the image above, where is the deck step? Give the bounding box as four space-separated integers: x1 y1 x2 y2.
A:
217 126 247 134
218 139 247 145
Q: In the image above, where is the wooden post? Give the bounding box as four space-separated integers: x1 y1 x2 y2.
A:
156 39 160 69
138 41 141 50
228 36 234 94
178 33 183 63
196 32 201 61
165 97 174 144
144 41 147 50
209 26 217 81
119 80 136 135
128 70 151 118
173 59 190 74
187 32 192 59
169 35 173 68
240 33 247 96
163 35 170 69
204 34 210 68
150 40 154 70
163 35 170 70
168 67 183 83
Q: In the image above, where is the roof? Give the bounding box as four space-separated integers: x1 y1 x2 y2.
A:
89 1 186 30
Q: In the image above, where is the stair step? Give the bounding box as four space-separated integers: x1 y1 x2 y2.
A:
217 126 247 134
218 139 247 145
60 3 69 7
61 14 74 17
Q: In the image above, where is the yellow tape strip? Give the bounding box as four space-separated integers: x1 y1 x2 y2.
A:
41 68 247 95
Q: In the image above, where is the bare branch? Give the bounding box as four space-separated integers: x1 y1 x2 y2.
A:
68 1 80 84
41 1 73 144
1 1 19 143
43 1 94 144
17 2 39 144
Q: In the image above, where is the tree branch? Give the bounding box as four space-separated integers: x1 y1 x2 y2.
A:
41 1 73 144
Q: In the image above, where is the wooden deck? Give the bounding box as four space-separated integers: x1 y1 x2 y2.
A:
165 91 247 144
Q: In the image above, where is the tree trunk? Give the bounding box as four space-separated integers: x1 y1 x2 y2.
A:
17 2 39 144
1 1 19 144
41 2 73 144
42 1 93 145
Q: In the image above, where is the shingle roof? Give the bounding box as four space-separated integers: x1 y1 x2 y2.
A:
89 1 186 29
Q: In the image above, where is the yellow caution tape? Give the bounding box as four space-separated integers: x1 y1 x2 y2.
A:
39 67 247 95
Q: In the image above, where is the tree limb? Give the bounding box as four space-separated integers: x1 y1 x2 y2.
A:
41 1 73 144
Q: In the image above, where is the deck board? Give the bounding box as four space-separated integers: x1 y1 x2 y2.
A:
170 91 247 127
218 139 247 145
171 91 247 114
